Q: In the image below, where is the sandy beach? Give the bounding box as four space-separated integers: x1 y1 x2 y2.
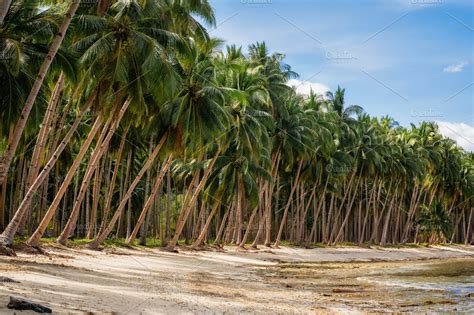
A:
0 244 473 314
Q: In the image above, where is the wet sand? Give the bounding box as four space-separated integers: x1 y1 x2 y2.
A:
0 245 473 314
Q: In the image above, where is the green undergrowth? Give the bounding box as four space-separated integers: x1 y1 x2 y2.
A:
12 237 464 250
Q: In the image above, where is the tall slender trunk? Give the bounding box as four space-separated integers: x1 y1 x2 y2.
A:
125 148 135 239
0 99 92 247
192 197 206 242
191 195 222 249
274 160 303 247
18 74 65 235
264 149 280 246
126 155 173 245
57 99 130 244
213 208 229 246
88 133 168 249
0 0 81 205
139 138 155 245
116 156 129 238
166 152 219 250
235 177 244 244
162 169 171 247
298 187 314 243
306 180 327 243
27 114 102 247
359 178 376 245
251 204 264 249
86 155 105 239
402 185 423 242
333 174 361 244
224 198 237 244
239 186 265 248
380 183 398 245
465 208 473 245
98 125 129 234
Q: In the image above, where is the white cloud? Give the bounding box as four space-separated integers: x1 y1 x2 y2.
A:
287 79 331 97
436 121 474 152
443 61 468 73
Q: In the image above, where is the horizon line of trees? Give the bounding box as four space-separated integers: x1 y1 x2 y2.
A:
0 0 472 254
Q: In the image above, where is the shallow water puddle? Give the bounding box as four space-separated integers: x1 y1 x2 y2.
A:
262 258 474 312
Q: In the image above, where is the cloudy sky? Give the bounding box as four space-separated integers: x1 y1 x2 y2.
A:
208 0 473 151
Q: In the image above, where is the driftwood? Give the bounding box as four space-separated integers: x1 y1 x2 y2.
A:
7 296 52 313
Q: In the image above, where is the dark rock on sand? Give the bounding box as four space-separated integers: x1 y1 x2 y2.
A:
7 296 52 313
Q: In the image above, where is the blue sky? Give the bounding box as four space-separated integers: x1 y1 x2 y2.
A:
207 0 473 151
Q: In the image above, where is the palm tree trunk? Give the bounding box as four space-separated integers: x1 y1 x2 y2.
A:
162 169 172 247
191 196 222 249
17 74 65 235
402 185 423 242
126 155 173 245
126 147 135 239
27 115 102 247
329 171 357 243
370 179 385 243
192 200 204 242
139 138 155 245
57 99 130 244
274 160 303 247
298 188 314 243
264 150 280 246
224 198 236 244
380 184 398 245
116 155 129 238
174 174 199 232
235 177 244 244
251 205 264 248
86 160 102 239
239 206 258 248
333 174 361 244
0 99 92 247
98 125 129 235
213 208 229 246
239 185 265 248
306 181 327 243
166 152 219 250
0 0 81 201
87 133 168 249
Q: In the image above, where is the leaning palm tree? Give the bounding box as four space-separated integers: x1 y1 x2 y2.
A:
89 1 220 250
163 38 232 251
57 0 185 245
0 0 59 228
0 0 81 218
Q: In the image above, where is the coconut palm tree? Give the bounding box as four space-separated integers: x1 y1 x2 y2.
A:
0 0 81 209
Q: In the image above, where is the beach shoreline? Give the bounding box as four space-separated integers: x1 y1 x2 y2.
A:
0 244 473 314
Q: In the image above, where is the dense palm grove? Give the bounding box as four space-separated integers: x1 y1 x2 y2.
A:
0 0 472 254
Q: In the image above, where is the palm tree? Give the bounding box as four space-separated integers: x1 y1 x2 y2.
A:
0 0 81 210
163 39 232 250
326 86 364 124
90 1 220 249
57 0 186 245
0 0 67 228
416 203 452 243
1 0 473 252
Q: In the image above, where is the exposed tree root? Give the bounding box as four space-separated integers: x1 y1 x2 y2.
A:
0 244 16 256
